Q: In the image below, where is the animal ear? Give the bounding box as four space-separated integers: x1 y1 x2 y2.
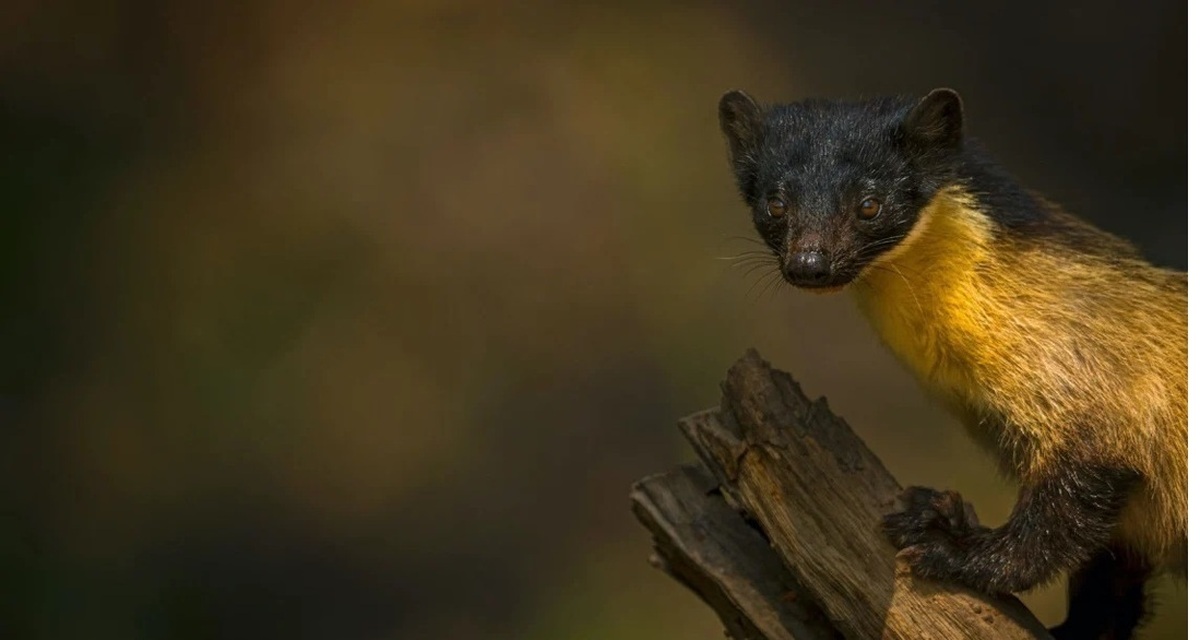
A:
903 88 963 151
718 90 764 163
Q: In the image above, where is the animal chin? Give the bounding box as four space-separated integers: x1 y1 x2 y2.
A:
782 272 854 294
782 268 859 294
794 283 847 295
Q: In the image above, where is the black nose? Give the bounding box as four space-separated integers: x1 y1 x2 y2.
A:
784 251 831 285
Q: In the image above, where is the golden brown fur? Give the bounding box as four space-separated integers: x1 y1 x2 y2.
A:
852 187 1187 570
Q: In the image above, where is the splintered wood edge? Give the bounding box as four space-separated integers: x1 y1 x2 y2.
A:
672 349 1053 639
630 465 839 640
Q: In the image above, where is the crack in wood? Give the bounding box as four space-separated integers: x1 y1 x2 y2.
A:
631 349 1052 640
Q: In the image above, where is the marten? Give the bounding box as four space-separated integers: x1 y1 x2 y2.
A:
716 87 1186 639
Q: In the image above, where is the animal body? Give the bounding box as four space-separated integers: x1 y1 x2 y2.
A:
716 87 1186 639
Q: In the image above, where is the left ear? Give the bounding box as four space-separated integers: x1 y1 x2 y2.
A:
718 90 765 165
903 88 963 151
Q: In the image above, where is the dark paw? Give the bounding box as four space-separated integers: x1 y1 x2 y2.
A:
881 486 980 551
893 537 962 582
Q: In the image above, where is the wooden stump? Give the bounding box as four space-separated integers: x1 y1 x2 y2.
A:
630 349 1052 639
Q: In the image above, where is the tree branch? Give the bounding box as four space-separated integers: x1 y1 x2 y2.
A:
631 349 1052 639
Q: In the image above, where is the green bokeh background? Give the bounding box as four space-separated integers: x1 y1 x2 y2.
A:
1 1 1185 638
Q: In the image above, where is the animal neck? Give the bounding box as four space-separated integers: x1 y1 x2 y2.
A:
850 187 994 393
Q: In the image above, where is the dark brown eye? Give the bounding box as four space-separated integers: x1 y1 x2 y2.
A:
767 197 787 218
859 197 882 219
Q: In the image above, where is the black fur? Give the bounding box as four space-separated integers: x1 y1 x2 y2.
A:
718 90 951 284
714 88 1105 288
717 90 1159 632
1049 545 1155 640
881 464 1141 594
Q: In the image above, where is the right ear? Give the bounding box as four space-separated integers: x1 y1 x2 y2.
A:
902 88 964 152
718 90 764 165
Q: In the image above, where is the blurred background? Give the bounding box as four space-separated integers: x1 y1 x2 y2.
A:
0 0 1186 638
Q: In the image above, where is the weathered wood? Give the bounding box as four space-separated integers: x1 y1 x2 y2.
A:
633 349 1052 639
631 464 839 640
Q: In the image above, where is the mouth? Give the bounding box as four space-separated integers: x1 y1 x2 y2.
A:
780 271 855 294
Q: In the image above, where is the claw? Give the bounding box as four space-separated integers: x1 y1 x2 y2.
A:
882 485 982 551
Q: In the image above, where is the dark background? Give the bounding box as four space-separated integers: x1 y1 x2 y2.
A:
1 1 1185 638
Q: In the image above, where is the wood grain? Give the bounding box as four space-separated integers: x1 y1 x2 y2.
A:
632 349 1052 639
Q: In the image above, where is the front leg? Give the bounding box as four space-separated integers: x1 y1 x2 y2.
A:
882 464 1140 594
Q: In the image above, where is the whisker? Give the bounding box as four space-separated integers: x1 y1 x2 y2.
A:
715 249 774 260
856 233 909 254
733 263 778 277
745 268 781 303
721 255 777 267
752 272 781 305
765 274 790 302
720 235 769 248
874 262 925 317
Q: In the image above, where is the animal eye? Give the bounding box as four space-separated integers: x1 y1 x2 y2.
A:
767 197 787 218
858 197 882 219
